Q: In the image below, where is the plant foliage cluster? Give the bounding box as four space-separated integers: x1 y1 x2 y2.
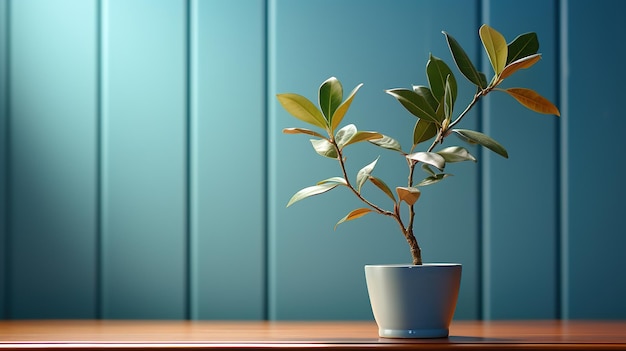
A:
277 25 559 265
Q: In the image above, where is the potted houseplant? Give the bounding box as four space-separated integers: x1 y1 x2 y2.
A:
276 24 559 338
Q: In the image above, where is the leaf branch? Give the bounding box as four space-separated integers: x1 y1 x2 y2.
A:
331 139 396 219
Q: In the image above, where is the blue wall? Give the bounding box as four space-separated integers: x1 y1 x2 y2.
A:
1 0 625 320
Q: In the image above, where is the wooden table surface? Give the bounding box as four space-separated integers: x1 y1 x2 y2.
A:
0 320 625 350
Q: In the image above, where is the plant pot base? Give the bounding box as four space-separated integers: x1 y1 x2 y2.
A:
365 264 461 339
379 327 449 338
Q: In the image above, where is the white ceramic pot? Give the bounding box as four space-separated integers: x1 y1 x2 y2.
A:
364 264 462 338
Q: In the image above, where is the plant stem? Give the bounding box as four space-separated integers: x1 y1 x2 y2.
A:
449 88 487 130
332 138 423 264
330 88 492 266
406 228 422 265
332 140 394 218
404 157 422 265
403 88 490 265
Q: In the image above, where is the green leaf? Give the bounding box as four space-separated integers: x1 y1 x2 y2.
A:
443 74 454 122
407 151 446 171
356 157 379 193
369 176 396 202
396 187 421 206
287 182 340 207
386 88 441 125
421 164 436 177
499 54 542 81
479 24 508 76
319 77 343 123
443 31 486 89
436 146 477 163
478 72 489 89
507 32 539 65
335 208 374 230
369 135 404 153
276 93 327 130
413 119 437 146
453 129 508 158
310 139 338 158
283 127 326 139
412 85 439 110
331 83 363 133
434 100 446 124
426 54 457 104
503 88 561 116
416 173 452 187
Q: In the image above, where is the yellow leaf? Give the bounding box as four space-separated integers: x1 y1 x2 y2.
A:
276 93 328 130
504 88 560 116
479 24 508 76
331 83 363 133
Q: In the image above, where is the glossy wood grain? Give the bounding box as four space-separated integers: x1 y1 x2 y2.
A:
0 320 625 350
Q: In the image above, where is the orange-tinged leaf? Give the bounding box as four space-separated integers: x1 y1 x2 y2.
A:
396 187 421 206
335 208 374 230
369 176 396 202
499 54 542 81
283 127 326 139
504 88 560 116
343 131 384 148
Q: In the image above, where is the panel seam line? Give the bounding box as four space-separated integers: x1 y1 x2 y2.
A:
185 0 195 321
3 0 12 320
95 0 104 320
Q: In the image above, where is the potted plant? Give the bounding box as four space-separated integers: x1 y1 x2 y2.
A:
276 24 559 338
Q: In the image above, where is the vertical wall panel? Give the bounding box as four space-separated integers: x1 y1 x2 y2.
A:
191 0 265 320
101 0 188 318
482 0 560 319
1 0 626 322
9 0 98 318
565 1 626 319
0 0 7 319
269 0 481 320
